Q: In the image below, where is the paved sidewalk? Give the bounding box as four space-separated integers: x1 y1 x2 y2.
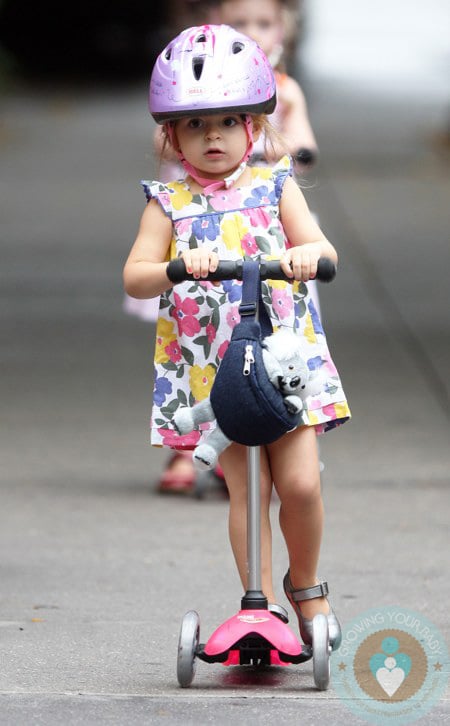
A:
1 28 449 726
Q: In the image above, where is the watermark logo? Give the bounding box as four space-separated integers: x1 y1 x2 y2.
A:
331 606 448 724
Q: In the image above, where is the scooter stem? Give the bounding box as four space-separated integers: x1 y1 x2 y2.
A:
241 445 268 610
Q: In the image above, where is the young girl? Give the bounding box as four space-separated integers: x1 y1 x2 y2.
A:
126 0 321 493
123 25 350 648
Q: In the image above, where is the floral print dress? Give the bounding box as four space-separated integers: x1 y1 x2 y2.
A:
142 155 350 448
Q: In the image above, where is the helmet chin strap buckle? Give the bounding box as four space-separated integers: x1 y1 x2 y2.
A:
223 161 247 189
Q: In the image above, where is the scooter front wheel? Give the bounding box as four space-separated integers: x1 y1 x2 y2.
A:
177 610 200 687
312 613 330 690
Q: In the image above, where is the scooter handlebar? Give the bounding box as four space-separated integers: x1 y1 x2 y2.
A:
166 257 336 284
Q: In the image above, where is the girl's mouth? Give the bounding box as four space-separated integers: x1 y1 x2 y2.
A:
205 148 224 157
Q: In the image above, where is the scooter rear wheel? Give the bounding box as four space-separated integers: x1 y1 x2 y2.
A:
177 610 200 687
312 613 330 690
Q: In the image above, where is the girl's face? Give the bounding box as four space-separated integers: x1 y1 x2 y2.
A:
173 114 252 179
220 0 283 58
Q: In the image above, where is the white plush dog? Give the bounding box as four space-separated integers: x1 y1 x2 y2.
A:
174 330 319 470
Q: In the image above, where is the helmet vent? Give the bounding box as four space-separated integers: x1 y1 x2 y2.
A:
195 33 207 43
164 48 172 60
192 56 205 80
232 41 245 54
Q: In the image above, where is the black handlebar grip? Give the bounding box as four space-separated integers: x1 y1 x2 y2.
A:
166 257 243 283
166 257 336 283
293 147 318 167
316 257 337 282
166 257 191 283
260 257 336 283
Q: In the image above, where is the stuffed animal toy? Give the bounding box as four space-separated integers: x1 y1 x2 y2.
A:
174 330 320 470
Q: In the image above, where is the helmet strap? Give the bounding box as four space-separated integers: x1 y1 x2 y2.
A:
166 115 254 194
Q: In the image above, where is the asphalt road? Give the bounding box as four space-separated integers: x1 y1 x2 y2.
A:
1 33 449 726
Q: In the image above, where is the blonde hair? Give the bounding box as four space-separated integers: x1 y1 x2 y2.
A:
251 113 289 161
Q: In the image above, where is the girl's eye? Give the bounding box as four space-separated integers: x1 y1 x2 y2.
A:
188 118 203 129
223 117 238 127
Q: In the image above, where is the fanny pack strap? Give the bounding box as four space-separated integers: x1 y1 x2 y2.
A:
238 260 273 339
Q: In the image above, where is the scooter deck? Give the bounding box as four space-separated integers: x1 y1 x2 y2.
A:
197 609 312 666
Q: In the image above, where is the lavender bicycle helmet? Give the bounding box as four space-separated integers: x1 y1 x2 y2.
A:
149 24 276 123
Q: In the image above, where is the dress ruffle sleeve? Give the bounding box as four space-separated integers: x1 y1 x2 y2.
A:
272 155 293 200
140 180 173 219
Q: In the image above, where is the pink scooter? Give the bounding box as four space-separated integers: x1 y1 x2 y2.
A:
167 258 335 691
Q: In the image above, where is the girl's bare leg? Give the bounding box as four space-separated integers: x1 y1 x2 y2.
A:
268 425 330 620
219 442 276 603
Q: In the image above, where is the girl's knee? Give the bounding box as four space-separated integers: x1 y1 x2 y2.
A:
277 472 322 507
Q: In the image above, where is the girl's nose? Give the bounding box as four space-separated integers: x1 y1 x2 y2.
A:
205 123 220 139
